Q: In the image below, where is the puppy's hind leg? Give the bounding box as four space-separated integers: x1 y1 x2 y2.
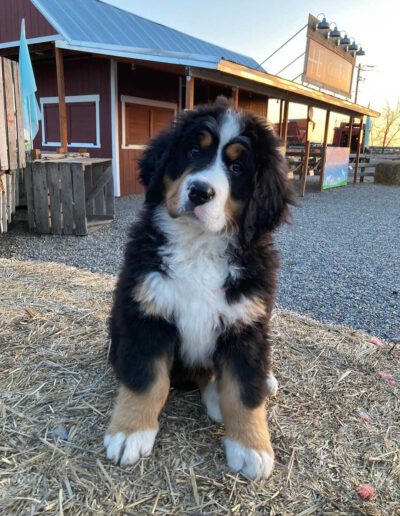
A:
266 372 278 397
197 371 223 423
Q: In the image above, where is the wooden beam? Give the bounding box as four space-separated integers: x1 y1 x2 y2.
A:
300 106 313 196
55 46 68 153
189 66 378 119
278 99 284 137
353 116 364 183
185 75 195 110
178 76 183 113
281 100 289 146
319 109 331 190
232 87 239 109
348 115 354 149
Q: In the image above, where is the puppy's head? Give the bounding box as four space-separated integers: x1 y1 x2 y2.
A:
140 98 294 240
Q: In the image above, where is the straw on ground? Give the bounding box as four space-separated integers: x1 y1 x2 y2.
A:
0 258 398 514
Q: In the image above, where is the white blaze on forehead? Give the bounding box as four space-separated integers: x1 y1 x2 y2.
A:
177 109 242 232
218 109 242 149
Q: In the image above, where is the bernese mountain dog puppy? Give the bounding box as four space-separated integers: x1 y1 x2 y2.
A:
104 98 294 480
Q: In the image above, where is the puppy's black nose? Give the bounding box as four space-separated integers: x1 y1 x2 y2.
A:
188 181 215 206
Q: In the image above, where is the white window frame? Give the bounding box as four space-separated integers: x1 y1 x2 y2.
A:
40 94 101 148
121 95 177 150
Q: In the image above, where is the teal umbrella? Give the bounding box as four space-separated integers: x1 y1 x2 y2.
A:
18 18 42 146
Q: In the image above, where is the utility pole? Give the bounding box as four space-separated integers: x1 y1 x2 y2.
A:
354 65 376 104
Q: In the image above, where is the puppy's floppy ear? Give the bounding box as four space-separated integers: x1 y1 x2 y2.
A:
242 117 295 243
139 129 176 202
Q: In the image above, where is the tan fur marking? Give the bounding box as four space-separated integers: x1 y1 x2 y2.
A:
218 367 273 454
199 130 213 148
164 170 191 217
224 197 243 230
225 142 245 161
107 358 170 436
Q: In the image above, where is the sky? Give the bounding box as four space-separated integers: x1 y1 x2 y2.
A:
104 0 400 113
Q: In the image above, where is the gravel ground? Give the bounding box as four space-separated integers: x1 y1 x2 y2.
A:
1 182 399 342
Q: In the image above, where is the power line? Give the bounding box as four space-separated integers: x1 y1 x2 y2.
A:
276 52 305 76
256 23 307 70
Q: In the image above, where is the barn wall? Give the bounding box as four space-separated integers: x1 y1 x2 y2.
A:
0 0 57 44
33 56 112 158
118 63 180 103
239 91 268 117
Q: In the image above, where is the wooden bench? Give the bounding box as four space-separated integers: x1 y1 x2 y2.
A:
25 158 114 236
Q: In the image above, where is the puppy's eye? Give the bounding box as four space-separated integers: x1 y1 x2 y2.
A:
188 146 201 159
230 162 242 175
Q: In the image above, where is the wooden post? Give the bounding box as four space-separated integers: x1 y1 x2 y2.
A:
3 58 18 170
185 75 194 110
300 106 312 196
178 76 183 113
281 100 289 149
55 46 68 153
278 99 284 137
319 109 331 190
353 115 364 183
265 97 269 121
348 115 354 150
232 87 239 110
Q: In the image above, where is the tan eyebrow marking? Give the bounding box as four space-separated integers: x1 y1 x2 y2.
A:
225 142 246 161
199 130 213 148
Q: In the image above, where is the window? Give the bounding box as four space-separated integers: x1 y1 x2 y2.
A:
121 95 176 149
40 94 101 148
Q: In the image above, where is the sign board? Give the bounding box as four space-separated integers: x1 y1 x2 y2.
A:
322 146 350 189
303 14 355 98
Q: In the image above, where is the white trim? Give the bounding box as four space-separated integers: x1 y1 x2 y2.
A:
55 40 220 70
40 94 101 148
110 60 120 197
0 35 62 49
121 95 177 150
124 144 147 150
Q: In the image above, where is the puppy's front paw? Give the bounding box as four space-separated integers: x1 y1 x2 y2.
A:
104 429 157 465
266 373 278 397
224 439 274 480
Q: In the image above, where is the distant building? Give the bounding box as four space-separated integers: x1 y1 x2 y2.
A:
333 122 363 152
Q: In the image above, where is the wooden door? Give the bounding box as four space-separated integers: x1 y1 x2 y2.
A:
120 102 175 196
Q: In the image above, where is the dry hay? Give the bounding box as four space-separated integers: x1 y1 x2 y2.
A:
0 258 399 516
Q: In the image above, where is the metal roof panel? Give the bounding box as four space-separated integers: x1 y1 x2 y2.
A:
32 0 262 70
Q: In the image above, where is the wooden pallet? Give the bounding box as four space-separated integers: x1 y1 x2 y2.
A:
25 158 114 236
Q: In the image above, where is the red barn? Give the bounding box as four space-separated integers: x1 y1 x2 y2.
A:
0 0 377 195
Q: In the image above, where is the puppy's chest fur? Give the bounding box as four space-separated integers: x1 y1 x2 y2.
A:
134 212 265 366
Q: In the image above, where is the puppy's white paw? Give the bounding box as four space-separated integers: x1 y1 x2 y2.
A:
266 373 278 397
201 379 223 423
224 439 274 480
104 429 157 465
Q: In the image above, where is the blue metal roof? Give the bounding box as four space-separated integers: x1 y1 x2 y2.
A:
32 0 262 70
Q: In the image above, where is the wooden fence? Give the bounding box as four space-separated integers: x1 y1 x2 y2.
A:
0 56 26 233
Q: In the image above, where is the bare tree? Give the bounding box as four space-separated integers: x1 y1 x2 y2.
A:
371 100 400 151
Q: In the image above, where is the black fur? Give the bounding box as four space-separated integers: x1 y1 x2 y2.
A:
109 101 295 407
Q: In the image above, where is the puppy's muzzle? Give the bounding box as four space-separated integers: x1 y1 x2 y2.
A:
188 181 215 206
